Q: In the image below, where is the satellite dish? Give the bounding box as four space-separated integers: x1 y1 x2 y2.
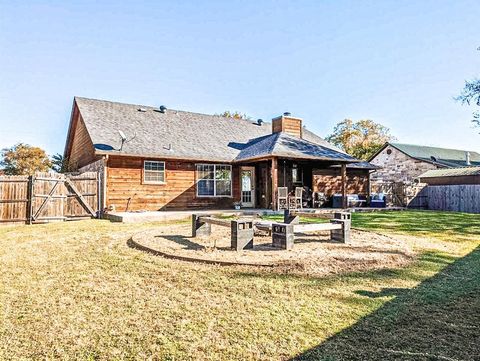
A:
118 130 127 141
117 130 136 151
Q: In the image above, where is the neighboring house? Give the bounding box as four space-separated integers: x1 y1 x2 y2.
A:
64 97 375 211
369 142 480 184
418 166 480 185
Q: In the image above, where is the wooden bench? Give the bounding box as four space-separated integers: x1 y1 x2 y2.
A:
271 211 351 250
191 214 254 251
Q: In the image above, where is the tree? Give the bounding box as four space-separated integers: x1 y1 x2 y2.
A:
326 119 395 160
0 143 52 175
456 78 480 127
50 153 77 173
217 110 251 120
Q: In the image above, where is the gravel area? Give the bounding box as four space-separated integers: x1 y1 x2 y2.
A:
132 223 415 276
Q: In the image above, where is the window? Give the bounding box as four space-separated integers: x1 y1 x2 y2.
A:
144 161 165 183
292 164 303 183
196 164 232 197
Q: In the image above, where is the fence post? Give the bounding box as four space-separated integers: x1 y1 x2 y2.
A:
97 172 102 218
26 175 34 225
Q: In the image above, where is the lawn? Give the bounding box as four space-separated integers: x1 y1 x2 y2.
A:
0 211 478 360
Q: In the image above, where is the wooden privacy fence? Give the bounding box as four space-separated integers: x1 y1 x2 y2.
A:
0 172 99 224
418 185 480 214
408 184 480 213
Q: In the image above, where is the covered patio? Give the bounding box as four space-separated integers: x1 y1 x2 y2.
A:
232 130 377 210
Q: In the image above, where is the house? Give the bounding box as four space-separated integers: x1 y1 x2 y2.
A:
369 142 480 185
418 166 480 185
63 97 375 212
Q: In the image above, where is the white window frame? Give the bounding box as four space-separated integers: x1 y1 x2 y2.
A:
143 160 166 184
196 164 232 197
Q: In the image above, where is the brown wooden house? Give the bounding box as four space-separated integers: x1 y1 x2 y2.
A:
64 97 375 211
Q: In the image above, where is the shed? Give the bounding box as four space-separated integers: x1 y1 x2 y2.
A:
418 167 480 185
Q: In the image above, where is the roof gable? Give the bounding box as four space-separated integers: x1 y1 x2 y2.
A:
370 142 480 167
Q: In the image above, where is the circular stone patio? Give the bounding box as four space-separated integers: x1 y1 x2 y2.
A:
131 223 415 276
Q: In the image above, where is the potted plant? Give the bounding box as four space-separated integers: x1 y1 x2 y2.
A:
233 201 242 210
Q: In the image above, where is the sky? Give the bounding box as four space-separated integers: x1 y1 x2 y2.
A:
0 0 479 156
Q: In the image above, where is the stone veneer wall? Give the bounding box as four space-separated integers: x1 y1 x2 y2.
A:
370 144 439 184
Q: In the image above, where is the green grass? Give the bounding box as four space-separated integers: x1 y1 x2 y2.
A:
352 210 480 237
0 211 478 360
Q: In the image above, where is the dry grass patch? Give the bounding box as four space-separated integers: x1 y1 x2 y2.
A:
0 211 478 360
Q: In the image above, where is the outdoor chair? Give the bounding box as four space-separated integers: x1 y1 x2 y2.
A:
294 187 303 210
370 193 386 208
277 187 288 210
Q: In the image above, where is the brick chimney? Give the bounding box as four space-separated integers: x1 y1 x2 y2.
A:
272 112 303 138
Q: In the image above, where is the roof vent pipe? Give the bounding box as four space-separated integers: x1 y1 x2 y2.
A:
466 151 471 166
257 118 263 125
159 105 167 113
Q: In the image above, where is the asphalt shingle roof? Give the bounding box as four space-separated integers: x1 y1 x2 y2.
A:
73 97 363 164
390 143 480 167
234 132 358 162
419 166 480 178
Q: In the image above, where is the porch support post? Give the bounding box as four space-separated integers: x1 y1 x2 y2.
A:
367 170 372 203
271 157 278 210
341 163 347 209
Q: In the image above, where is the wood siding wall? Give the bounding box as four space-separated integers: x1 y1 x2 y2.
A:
66 105 97 169
106 156 240 211
370 144 438 183
421 175 480 185
272 116 303 138
312 169 369 196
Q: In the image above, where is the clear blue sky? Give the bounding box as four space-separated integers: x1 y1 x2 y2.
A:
0 0 479 156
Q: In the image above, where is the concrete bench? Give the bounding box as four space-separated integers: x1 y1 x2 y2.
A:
191 214 254 251
272 211 351 250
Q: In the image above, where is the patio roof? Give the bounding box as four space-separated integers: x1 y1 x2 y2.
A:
233 132 360 163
